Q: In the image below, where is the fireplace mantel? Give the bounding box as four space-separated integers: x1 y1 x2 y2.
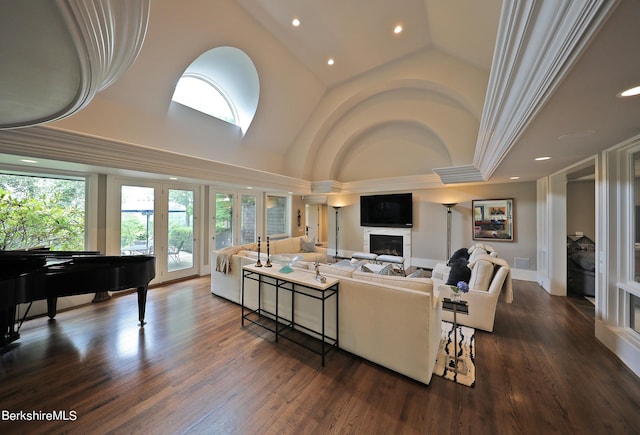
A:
362 227 411 267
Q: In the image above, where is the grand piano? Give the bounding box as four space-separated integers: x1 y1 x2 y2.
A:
0 250 156 347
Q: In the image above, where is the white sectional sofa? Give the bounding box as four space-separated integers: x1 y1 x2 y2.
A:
211 238 444 385
211 236 327 302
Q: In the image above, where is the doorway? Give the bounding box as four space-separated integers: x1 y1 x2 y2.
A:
305 203 328 245
111 179 199 283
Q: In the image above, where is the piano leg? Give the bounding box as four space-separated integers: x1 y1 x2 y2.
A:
47 297 58 319
1 306 20 346
137 285 148 326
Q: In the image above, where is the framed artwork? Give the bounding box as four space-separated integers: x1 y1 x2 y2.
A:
472 198 514 242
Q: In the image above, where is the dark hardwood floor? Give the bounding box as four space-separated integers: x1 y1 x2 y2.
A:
1 276 639 434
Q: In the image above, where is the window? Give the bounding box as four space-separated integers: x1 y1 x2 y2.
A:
266 195 288 239
170 46 259 134
172 75 237 125
240 195 256 244
215 193 233 249
0 174 85 250
631 294 640 335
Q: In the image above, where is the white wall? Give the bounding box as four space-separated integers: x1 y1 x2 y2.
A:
567 180 596 239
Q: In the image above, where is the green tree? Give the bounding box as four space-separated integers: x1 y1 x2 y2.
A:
0 175 85 251
0 187 84 250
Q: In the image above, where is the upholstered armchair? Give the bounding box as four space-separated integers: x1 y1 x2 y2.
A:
433 248 513 332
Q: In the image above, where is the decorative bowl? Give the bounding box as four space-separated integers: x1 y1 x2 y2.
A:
271 254 303 273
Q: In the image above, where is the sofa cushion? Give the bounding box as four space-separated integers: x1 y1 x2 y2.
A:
271 237 298 254
317 263 355 277
298 252 326 262
352 270 432 293
467 259 494 291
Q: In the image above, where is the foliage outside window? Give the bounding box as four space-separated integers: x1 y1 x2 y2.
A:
169 189 194 254
215 193 233 249
0 174 85 250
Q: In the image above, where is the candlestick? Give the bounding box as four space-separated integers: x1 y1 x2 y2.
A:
265 236 272 267
256 236 262 267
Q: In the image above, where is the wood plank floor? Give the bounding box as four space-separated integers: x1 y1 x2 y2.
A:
1 277 640 434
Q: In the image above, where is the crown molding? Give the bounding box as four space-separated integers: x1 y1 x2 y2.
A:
432 165 484 184
312 173 444 194
0 126 311 193
473 0 619 180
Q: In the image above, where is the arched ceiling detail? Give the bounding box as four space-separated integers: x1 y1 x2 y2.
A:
330 121 451 182
306 85 479 181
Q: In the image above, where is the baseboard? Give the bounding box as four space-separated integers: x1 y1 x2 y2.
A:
511 268 537 282
596 319 640 379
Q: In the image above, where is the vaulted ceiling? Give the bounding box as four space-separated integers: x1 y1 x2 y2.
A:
0 0 639 193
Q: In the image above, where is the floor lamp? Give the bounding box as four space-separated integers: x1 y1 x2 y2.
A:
333 206 341 259
442 203 457 260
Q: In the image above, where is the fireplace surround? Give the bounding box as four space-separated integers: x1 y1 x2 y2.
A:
362 227 411 266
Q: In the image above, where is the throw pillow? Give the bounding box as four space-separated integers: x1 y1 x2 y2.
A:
300 237 316 253
407 268 430 278
447 247 470 266
333 259 355 269
378 264 403 276
360 264 375 273
446 259 471 285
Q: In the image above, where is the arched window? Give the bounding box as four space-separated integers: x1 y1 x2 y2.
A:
172 74 237 124
171 47 259 134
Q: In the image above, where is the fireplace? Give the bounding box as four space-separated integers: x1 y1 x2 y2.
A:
362 227 411 266
370 234 403 256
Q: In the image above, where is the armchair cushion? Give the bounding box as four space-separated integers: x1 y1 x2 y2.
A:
467 259 494 291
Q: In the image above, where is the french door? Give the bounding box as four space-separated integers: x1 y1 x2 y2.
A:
111 178 199 283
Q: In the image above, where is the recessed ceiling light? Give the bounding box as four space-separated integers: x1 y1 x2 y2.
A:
618 84 640 98
247 186 253 189
292 18 301 27
20 159 38 163
169 177 178 180
509 176 520 180
327 58 335 66
394 24 403 34
535 156 551 161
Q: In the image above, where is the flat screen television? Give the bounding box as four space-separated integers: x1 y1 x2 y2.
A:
360 193 413 228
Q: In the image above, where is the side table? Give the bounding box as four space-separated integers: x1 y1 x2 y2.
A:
442 298 469 375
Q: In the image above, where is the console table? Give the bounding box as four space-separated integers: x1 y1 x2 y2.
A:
241 263 339 366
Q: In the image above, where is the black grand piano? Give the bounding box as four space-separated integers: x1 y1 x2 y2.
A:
0 250 155 347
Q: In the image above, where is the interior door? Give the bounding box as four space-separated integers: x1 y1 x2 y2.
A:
306 204 320 242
